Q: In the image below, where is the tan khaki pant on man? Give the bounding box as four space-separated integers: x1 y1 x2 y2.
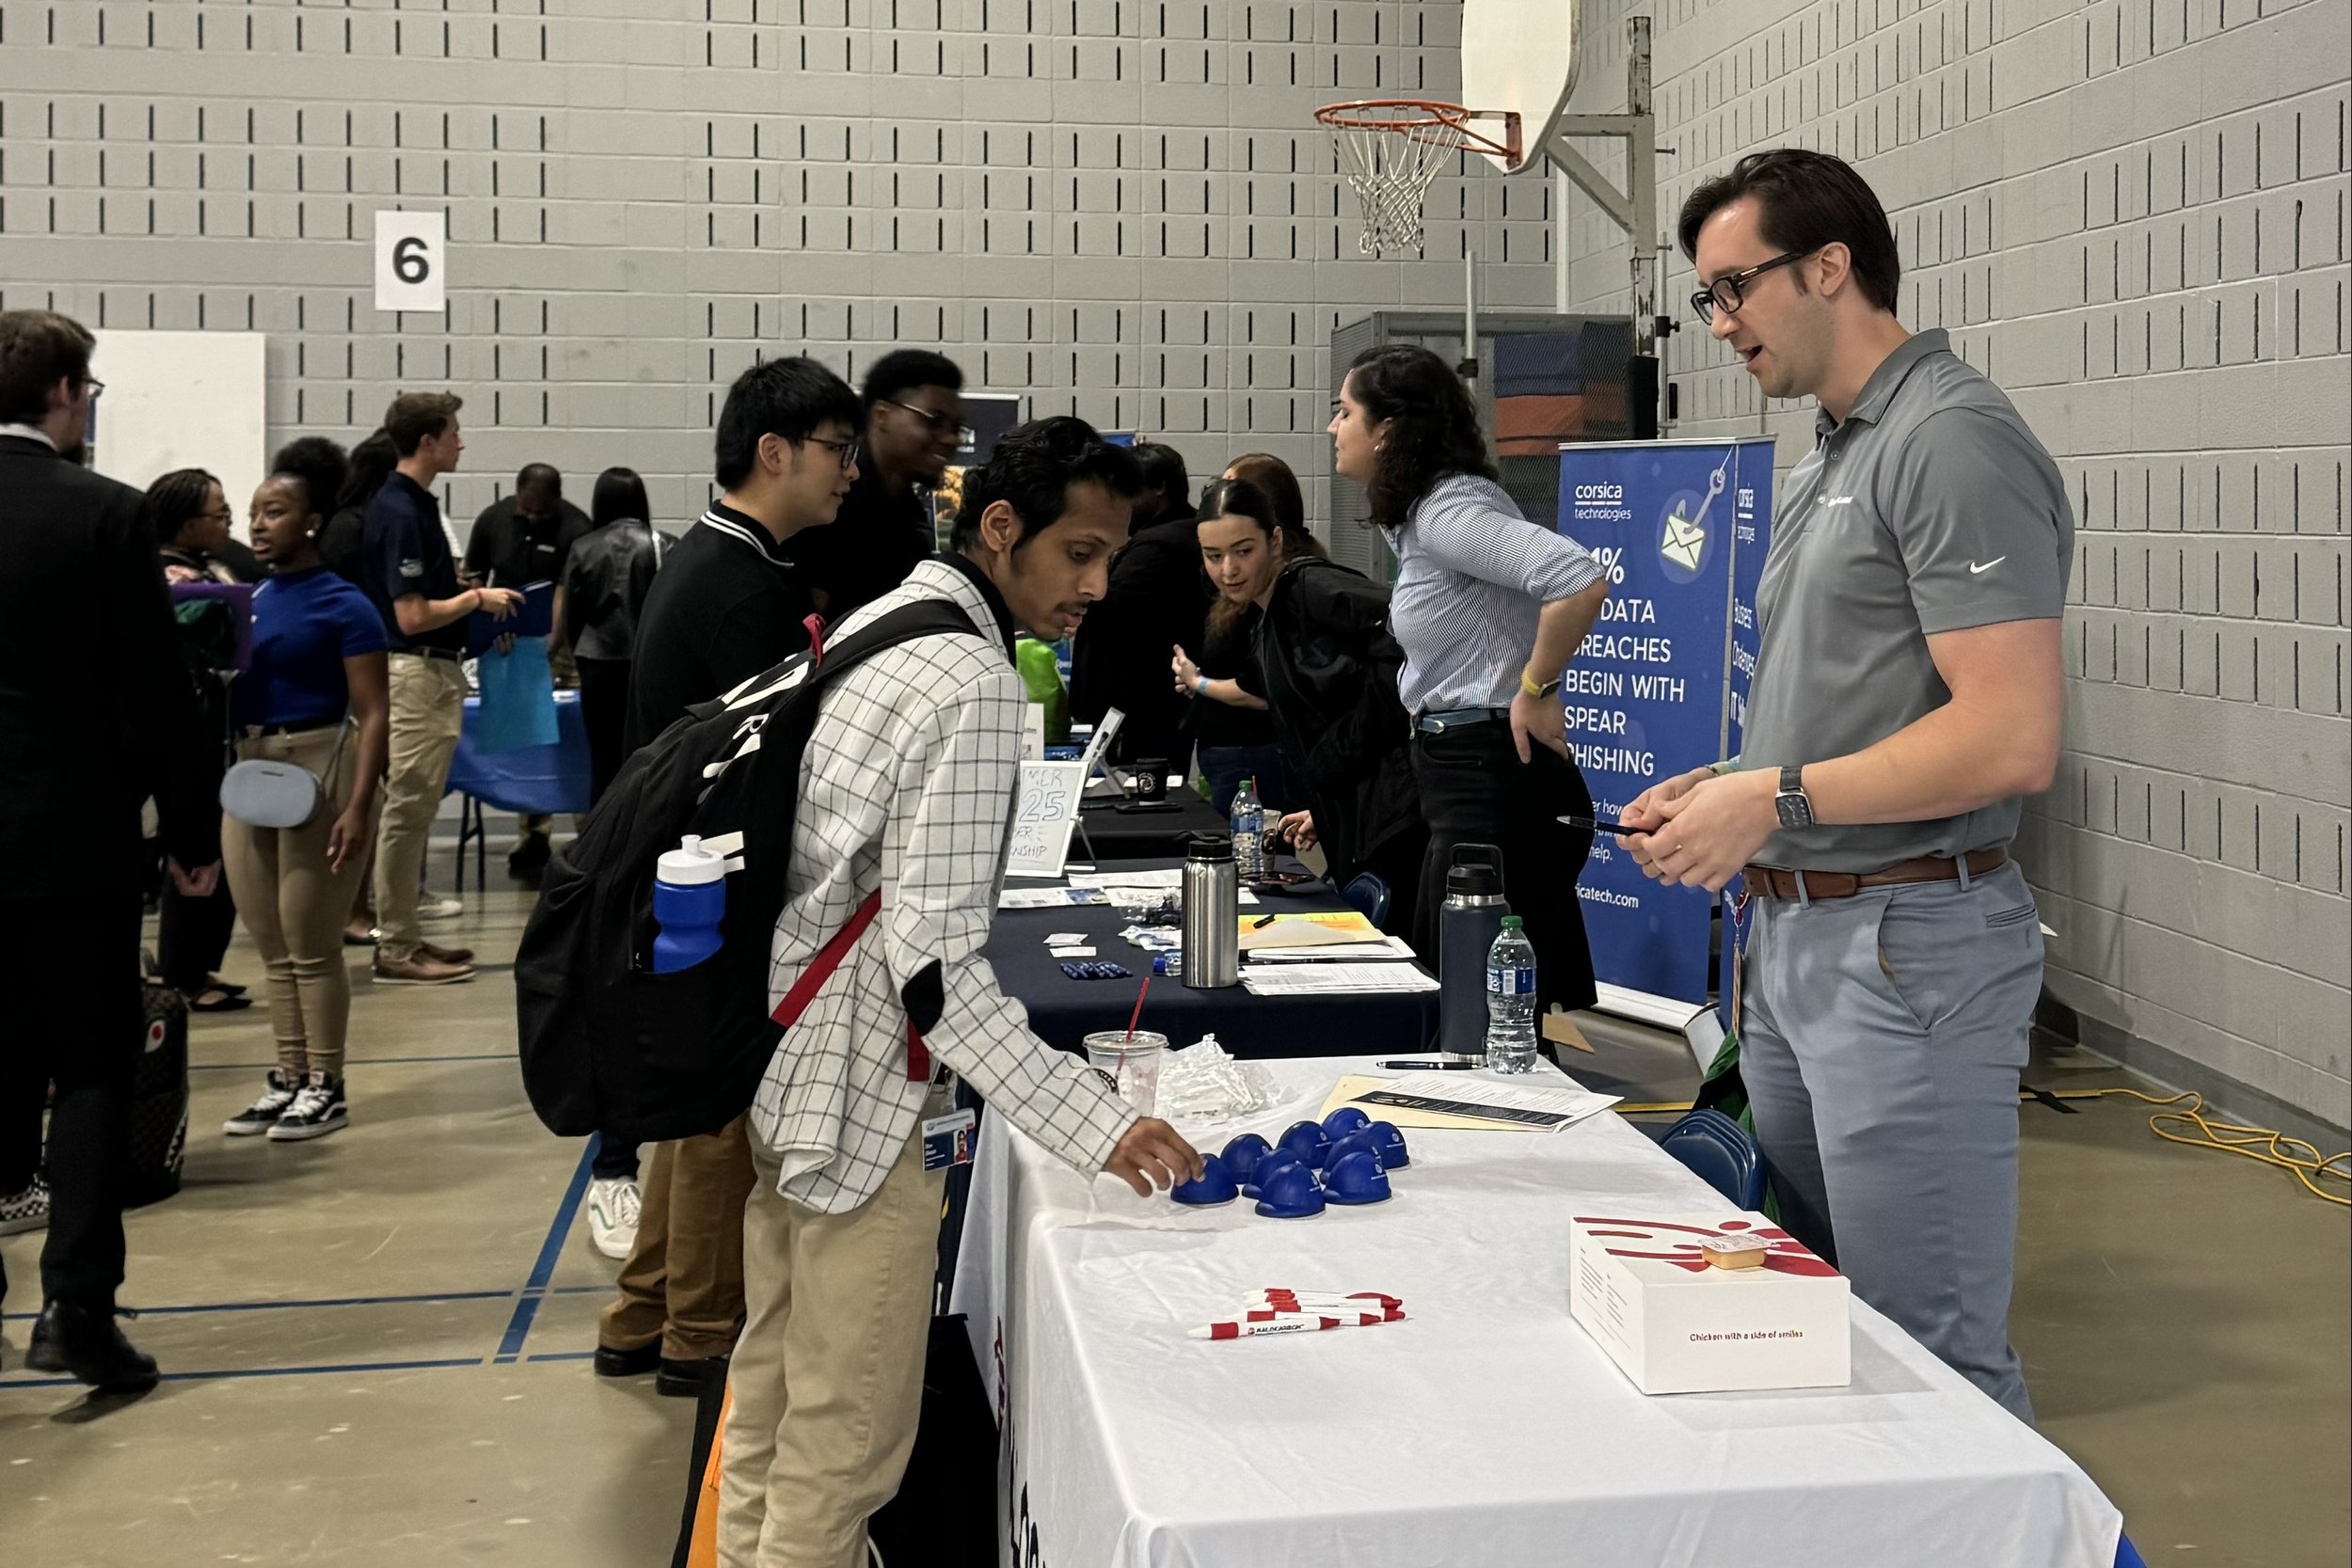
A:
717 1121 945 1568
601 1117 757 1363
372 653 468 962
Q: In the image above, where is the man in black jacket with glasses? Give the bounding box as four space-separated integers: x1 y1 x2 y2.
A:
788 349 967 620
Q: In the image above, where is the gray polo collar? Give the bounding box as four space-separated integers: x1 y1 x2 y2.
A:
1815 327 1951 437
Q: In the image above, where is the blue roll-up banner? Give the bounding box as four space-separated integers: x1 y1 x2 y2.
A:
1557 438 1773 1009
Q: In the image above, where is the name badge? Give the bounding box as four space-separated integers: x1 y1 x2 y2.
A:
921 1108 977 1172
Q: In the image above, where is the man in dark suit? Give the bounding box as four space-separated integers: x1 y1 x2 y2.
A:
0 309 221 1390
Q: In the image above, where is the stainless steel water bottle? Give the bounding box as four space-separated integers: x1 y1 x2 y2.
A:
1180 832 1241 990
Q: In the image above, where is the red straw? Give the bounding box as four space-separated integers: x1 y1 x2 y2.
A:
1124 975 1152 1041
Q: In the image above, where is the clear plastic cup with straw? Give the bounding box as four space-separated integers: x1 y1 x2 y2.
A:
1083 1031 1168 1116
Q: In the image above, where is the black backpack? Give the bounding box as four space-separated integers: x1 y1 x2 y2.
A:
514 598 979 1145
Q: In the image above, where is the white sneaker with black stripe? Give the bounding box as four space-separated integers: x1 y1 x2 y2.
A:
268 1071 349 1141
224 1069 299 1136
0 1173 49 1236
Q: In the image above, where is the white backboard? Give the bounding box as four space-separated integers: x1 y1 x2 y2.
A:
89 330 268 538
1462 0 1583 173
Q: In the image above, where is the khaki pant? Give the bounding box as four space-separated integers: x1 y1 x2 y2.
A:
601 1117 757 1363
372 653 467 961
220 724 369 1079
717 1118 945 1568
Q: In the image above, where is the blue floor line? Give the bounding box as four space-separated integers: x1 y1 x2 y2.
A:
490 1140 598 1362
523 1350 596 1363
0 1284 607 1323
0 1354 484 1391
492 1297 542 1363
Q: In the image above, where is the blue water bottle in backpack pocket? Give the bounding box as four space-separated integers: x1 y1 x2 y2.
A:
651 834 727 973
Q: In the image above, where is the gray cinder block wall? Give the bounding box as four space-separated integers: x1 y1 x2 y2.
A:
1555 0 2349 1131
0 0 1554 526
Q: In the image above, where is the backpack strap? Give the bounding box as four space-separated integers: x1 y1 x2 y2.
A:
766 890 930 1084
739 594 978 1087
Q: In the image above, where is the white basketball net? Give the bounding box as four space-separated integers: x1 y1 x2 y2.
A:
1328 119 1463 258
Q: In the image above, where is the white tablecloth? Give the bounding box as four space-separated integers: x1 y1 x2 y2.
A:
950 1055 2121 1568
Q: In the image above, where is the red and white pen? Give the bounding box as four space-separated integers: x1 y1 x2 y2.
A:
1190 1309 1406 1340
1247 1290 1402 1311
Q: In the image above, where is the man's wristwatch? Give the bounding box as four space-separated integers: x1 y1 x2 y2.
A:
1774 765 1815 831
1519 669 1562 700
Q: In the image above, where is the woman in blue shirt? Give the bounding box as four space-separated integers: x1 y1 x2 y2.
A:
1330 344 1610 1016
217 445 390 1142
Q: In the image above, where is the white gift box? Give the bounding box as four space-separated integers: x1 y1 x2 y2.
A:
1569 1212 1851 1395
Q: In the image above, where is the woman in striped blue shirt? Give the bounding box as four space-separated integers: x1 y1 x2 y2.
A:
1331 344 1610 1016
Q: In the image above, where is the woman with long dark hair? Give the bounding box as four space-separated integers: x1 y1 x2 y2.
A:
316 430 399 584
562 467 667 1255
1331 343 1609 1013
1169 478 1316 815
142 468 250 1012
217 442 389 1140
561 467 664 805
313 431 399 942
1185 463 1426 931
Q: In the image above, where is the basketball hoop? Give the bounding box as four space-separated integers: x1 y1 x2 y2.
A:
1316 100 1522 258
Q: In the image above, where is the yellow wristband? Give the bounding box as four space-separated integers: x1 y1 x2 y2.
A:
1519 669 1544 699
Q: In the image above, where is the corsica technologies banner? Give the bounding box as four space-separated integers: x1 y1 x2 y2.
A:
1556 439 1773 1006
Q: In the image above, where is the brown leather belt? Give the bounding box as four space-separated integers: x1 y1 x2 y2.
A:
1740 847 2008 901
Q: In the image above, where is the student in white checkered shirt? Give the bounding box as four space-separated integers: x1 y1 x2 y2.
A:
719 416 1203 1568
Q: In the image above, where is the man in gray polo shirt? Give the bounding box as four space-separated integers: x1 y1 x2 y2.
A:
1620 150 2069 1424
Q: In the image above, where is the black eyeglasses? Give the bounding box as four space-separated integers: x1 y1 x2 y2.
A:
83 378 107 401
881 400 976 446
803 434 861 470
1690 248 1820 325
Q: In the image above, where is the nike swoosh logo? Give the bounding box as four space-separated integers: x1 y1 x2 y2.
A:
1969 557 2005 574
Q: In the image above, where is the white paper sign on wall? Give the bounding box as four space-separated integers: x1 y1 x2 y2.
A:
1006 761 1086 880
373 210 446 314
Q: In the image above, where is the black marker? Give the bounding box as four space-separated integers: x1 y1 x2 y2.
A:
1375 1058 1479 1070
1249 912 1279 929
1559 813 1644 837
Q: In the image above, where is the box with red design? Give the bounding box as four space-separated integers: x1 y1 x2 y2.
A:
1568 1212 1851 1395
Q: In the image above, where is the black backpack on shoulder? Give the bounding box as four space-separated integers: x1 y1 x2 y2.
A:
514 599 978 1145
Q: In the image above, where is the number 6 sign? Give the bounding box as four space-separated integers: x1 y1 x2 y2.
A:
373 210 446 313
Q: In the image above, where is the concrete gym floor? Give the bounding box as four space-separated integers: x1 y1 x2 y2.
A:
3 877 2346 1567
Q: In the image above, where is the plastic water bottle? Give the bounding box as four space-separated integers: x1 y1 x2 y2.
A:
1484 916 1538 1073
1229 777 1264 882
651 833 726 974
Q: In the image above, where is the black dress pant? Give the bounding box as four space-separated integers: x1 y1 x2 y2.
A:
576 656 633 808
155 877 237 992
1409 722 1599 1016
0 893 144 1309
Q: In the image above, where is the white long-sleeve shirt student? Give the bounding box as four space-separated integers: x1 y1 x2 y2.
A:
749 554 1135 1213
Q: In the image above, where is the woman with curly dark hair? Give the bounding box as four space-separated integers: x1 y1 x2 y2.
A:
216 439 389 1141
1331 342 1610 1017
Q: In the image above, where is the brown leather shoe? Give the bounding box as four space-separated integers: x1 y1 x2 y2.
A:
417 940 475 966
371 954 476 987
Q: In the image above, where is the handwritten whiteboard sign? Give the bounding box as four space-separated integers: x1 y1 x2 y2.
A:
1006 760 1085 879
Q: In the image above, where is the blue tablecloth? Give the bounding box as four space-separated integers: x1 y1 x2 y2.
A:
982 859 1437 1058
447 689 594 816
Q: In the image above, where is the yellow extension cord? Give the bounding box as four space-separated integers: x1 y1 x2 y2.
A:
1616 1089 2352 1208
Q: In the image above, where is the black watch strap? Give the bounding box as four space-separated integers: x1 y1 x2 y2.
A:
1776 765 1814 830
